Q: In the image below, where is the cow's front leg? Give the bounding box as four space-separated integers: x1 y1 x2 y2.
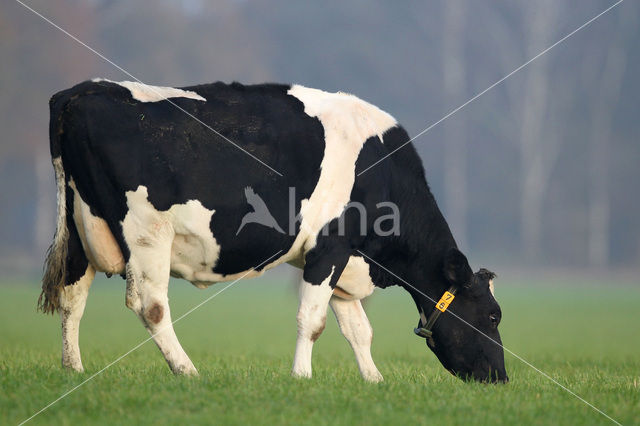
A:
330 296 383 382
124 223 197 376
291 277 334 378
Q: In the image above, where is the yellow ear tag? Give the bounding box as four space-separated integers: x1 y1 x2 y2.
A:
436 291 455 312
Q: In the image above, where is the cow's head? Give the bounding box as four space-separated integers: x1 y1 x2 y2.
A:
415 248 508 383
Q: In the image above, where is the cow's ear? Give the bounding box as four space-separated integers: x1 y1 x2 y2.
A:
443 248 473 288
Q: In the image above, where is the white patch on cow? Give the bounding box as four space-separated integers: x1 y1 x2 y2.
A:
329 297 382 382
286 85 397 254
119 186 222 286
70 179 125 274
334 256 375 300
169 201 222 284
489 278 495 296
92 78 206 103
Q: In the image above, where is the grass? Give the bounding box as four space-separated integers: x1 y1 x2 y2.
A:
0 273 639 425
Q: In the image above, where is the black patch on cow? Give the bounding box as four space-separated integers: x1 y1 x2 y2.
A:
348 126 459 291
443 247 473 287
63 185 89 286
302 236 351 287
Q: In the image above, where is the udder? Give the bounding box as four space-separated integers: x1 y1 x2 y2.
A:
333 256 375 300
170 234 216 282
167 199 222 284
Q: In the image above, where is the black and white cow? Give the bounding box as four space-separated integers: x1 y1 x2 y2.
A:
39 79 507 383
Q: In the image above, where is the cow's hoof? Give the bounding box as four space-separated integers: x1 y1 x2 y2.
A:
62 360 84 373
291 369 312 379
172 364 199 376
362 371 383 383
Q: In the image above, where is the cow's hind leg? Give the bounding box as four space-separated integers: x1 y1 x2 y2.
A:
125 237 197 376
59 264 95 371
330 297 383 382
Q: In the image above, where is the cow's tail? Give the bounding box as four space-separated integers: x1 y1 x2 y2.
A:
38 93 71 314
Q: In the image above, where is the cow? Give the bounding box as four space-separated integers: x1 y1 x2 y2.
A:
39 79 507 383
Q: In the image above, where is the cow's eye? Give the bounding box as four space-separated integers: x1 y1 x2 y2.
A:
489 314 500 326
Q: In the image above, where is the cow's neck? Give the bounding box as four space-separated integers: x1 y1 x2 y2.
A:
391 179 458 305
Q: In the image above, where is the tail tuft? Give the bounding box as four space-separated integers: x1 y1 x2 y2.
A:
38 157 68 314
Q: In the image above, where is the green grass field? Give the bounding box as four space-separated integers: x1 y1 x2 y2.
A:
1 274 639 425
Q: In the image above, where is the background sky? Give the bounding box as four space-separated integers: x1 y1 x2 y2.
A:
1 0 638 277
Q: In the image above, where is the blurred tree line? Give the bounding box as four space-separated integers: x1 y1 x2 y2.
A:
1 0 638 273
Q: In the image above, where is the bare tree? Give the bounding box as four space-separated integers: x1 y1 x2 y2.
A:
442 0 468 250
519 1 560 261
586 9 633 268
